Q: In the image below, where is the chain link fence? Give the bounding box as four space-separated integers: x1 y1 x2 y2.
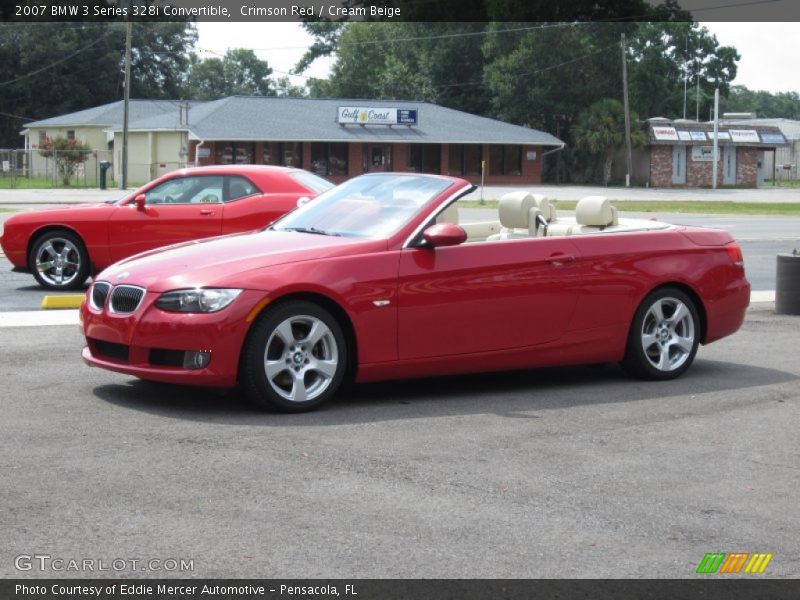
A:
0 149 191 188
0 148 115 188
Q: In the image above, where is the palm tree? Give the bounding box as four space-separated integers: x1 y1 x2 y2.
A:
572 98 645 186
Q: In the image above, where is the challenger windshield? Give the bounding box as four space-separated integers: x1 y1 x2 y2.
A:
272 174 453 239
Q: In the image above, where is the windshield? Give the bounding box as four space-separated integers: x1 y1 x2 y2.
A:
272 174 453 239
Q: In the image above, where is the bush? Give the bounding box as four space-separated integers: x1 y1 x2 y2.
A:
37 136 91 186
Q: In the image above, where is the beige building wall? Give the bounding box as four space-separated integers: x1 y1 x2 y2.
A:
24 125 110 184
113 130 187 185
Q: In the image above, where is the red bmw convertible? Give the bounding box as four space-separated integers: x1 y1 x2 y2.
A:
81 173 750 412
1 165 331 290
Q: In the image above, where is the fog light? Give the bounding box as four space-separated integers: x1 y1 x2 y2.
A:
183 351 211 370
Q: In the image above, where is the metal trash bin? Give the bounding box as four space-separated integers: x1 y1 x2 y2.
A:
98 160 111 190
775 252 800 315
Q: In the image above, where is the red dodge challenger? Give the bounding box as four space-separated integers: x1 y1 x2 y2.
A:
0 165 332 290
80 173 750 412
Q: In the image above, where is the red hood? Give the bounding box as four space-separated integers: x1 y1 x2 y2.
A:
97 230 385 292
5 202 116 224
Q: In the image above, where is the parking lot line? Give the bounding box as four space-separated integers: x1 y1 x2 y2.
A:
0 310 79 327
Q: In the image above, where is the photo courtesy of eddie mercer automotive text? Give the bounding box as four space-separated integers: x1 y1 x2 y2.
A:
79 173 749 413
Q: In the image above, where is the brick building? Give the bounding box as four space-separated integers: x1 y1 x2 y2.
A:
22 97 565 186
646 118 787 188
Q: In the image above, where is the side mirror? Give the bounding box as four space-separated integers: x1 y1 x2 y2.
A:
421 223 467 248
135 194 146 211
296 196 311 207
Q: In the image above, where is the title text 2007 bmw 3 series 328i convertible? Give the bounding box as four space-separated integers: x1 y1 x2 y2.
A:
80 173 750 412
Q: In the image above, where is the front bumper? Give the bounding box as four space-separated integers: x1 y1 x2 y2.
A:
81 287 264 387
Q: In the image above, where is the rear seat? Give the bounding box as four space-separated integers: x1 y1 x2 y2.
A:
486 192 555 240
546 195 617 236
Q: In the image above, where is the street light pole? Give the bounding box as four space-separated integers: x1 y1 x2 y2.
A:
621 33 633 187
121 20 131 190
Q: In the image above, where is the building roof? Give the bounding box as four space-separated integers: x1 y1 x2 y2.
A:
721 118 800 141
27 96 565 147
647 119 788 147
24 100 204 129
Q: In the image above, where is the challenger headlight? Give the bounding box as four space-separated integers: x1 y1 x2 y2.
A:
155 288 242 313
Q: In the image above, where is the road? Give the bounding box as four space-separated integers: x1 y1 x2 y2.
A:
1 304 798 578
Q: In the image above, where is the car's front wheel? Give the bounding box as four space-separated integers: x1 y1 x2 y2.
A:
29 229 90 291
241 301 347 412
621 287 700 380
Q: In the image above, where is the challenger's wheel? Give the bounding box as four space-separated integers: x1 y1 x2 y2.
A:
621 287 700 380
29 230 90 291
241 301 347 412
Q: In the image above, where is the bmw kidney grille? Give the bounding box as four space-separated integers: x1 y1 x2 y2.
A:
91 281 112 310
109 285 146 314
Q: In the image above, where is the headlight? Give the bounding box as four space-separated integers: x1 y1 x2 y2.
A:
155 288 242 313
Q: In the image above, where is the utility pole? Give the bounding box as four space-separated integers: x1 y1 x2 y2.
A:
621 33 633 187
712 87 720 189
682 35 689 120
121 20 132 190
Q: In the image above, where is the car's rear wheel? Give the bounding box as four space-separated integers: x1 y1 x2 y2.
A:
621 287 700 380
241 301 347 412
29 230 90 291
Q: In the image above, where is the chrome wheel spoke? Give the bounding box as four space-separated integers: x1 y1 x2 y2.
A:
36 260 54 272
290 373 308 402
42 242 58 258
671 334 694 354
309 359 337 379
656 346 670 371
670 302 689 327
641 332 659 349
265 359 287 380
304 321 327 347
648 300 665 323
274 320 296 346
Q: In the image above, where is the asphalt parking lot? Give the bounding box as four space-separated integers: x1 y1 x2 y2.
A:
1 303 798 578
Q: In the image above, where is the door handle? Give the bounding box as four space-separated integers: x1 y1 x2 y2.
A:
546 253 576 266
199 209 215 216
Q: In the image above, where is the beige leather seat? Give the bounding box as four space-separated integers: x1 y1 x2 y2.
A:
573 195 618 234
487 192 553 240
546 196 617 236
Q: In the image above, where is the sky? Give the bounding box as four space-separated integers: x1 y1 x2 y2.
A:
195 22 800 95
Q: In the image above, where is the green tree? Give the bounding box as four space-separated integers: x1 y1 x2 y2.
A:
37 136 91 186
0 22 197 148
186 49 274 100
720 85 800 119
572 98 645 185
627 22 739 120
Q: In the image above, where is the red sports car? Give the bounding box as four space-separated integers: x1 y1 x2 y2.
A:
80 173 750 412
1 165 332 290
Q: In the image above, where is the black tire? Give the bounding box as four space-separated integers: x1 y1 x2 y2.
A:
240 300 348 412
29 229 90 291
621 287 701 381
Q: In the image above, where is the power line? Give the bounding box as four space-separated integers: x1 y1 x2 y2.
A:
0 29 116 88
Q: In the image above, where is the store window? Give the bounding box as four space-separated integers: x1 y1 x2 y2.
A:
310 143 348 176
406 144 441 173
448 145 482 176
216 142 254 165
263 142 303 167
489 145 522 176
